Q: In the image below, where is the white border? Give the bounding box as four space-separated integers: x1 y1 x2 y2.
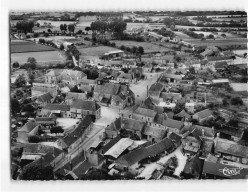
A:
1 0 248 192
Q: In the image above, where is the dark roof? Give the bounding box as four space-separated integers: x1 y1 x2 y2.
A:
202 161 248 179
116 138 174 167
194 109 213 119
163 118 184 130
71 100 100 111
105 118 122 132
66 92 87 100
143 126 167 139
62 116 93 147
133 107 157 118
174 109 191 118
72 161 93 178
20 143 62 156
122 118 146 132
43 103 70 111
37 92 53 102
102 135 122 154
18 120 38 133
183 156 204 177
194 125 215 138
215 61 228 69
215 139 248 158
217 125 243 138
168 132 182 144
94 83 120 95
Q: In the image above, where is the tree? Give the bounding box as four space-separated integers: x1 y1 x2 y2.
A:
28 72 35 83
36 22 40 27
60 24 64 32
85 26 91 31
27 57 37 65
63 24 67 32
21 104 36 113
68 24 75 33
50 126 64 134
138 46 144 55
174 62 178 69
231 96 243 105
22 164 54 180
222 98 229 106
174 102 185 114
12 62 20 68
228 118 239 127
15 74 26 87
59 43 64 50
16 21 34 33
11 98 21 116
28 135 40 143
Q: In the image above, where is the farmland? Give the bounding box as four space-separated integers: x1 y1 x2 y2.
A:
11 40 56 53
110 40 173 53
185 38 247 48
11 51 65 65
76 45 116 56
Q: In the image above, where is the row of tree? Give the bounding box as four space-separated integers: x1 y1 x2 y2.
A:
16 21 34 33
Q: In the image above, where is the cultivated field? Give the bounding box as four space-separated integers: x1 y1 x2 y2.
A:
11 40 56 53
11 51 65 65
111 40 173 53
77 46 116 56
185 38 247 48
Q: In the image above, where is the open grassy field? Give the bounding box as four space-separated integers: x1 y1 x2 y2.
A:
11 40 56 53
111 40 173 53
77 46 116 56
11 51 65 65
185 38 247 48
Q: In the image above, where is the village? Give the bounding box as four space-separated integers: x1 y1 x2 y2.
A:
10 11 248 180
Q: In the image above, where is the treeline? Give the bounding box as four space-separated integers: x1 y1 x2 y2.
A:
91 19 126 39
16 21 34 33
174 11 247 16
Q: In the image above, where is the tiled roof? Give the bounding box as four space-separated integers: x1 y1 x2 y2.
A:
149 82 164 93
71 100 100 111
20 143 62 156
43 103 70 111
105 118 122 132
62 116 93 147
94 83 120 95
66 92 87 100
162 118 184 130
194 125 215 138
215 139 248 158
168 132 182 144
102 135 122 154
36 92 53 102
133 107 157 118
143 126 167 139
183 156 203 177
116 138 175 167
122 118 146 132
195 109 213 119
18 120 38 133
117 72 133 80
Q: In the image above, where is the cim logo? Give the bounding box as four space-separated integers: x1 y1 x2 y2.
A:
219 167 243 177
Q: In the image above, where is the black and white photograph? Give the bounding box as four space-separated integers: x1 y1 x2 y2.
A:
1 0 248 192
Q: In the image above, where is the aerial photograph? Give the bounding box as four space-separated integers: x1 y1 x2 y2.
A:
9 10 248 180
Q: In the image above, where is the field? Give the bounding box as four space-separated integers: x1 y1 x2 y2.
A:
11 51 65 65
77 46 116 56
11 40 56 53
174 31 191 39
111 40 173 53
185 38 247 48
230 83 248 92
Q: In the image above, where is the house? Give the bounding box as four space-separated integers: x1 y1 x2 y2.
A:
162 118 184 134
117 72 136 85
212 79 229 85
174 109 191 122
122 59 137 68
40 103 70 118
105 118 122 139
31 83 57 98
35 114 56 128
132 107 157 124
121 118 146 139
101 135 122 155
236 112 248 125
115 138 175 170
143 126 167 143
104 138 134 160
193 125 215 140
202 160 248 179
159 92 182 104
167 132 182 147
65 92 88 105
215 138 248 160
218 109 234 121
142 63 153 73
94 83 135 109
213 61 228 72
201 138 214 159
216 125 244 142
192 109 214 125
159 73 183 84
45 69 63 84
70 100 101 121
185 103 195 114
182 156 204 179
80 78 97 87
56 116 93 153
149 82 167 100
182 136 201 157
17 121 39 143
101 50 124 60
35 92 54 107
